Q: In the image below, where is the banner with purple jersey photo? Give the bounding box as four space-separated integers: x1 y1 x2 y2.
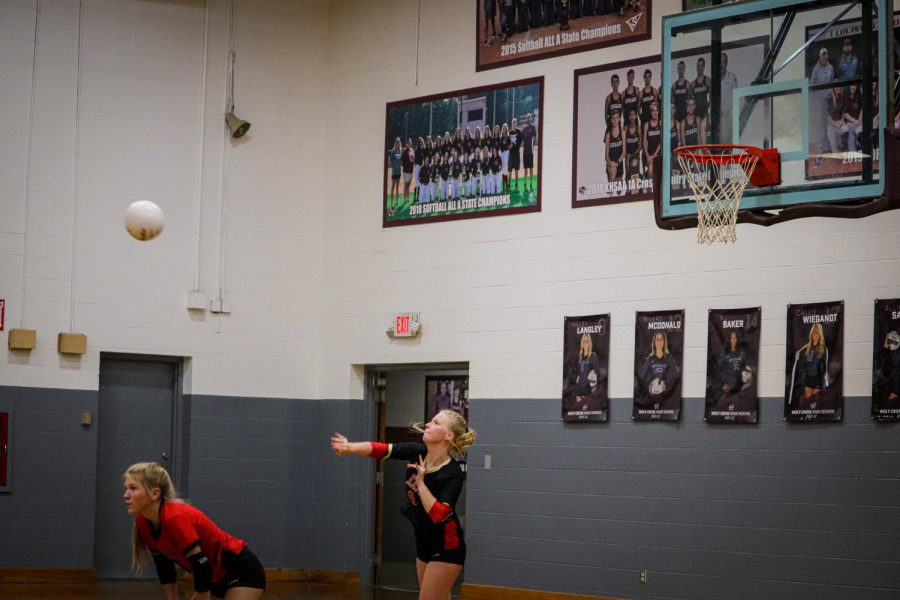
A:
633 309 684 421
705 307 760 424
784 301 844 422
562 314 610 422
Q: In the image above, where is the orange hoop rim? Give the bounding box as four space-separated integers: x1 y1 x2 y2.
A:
674 143 765 165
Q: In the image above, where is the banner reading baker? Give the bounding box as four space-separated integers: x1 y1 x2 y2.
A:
562 314 610 422
633 310 684 421
784 301 844 422
872 298 900 421
705 308 760 424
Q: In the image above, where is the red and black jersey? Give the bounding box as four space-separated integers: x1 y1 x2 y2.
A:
136 500 245 584
372 442 465 552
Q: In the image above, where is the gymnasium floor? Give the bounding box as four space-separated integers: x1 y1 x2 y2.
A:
0 582 422 599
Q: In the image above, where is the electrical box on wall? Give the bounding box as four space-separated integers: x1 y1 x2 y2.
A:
58 333 87 355
8 329 36 350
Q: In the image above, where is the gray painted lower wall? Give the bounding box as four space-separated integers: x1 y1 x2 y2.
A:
0 387 366 574
0 387 98 568
4 386 898 600
464 397 900 600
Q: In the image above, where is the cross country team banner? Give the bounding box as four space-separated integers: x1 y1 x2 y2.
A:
633 310 684 421
705 308 760 424
476 1 651 72
383 77 543 228
872 298 900 422
562 314 610 423
784 301 844 422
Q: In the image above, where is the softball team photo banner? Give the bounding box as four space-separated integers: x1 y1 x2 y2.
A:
872 298 900 421
633 310 684 422
384 77 543 228
562 314 610 423
784 301 844 423
476 1 651 72
705 307 760 424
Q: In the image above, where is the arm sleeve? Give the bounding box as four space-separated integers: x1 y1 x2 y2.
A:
369 442 389 460
187 551 212 593
151 552 177 585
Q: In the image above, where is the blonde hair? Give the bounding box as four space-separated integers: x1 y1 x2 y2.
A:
124 462 181 573
806 322 827 358
580 333 593 359
410 409 476 459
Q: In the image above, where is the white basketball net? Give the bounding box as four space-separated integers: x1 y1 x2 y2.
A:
676 148 759 244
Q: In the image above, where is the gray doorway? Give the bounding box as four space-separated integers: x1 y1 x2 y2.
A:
94 354 183 579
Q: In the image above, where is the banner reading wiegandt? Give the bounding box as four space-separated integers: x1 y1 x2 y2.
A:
784 301 844 422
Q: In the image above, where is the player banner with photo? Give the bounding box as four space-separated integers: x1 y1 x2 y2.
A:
705 308 760 424
573 37 769 208
476 0 651 72
872 298 900 421
804 12 899 180
562 314 610 422
384 77 542 228
633 310 684 421
784 301 844 423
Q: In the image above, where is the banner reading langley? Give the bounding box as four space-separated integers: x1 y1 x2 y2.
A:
872 298 900 421
562 314 610 422
633 310 684 421
705 308 760 424
784 301 844 422
384 77 542 228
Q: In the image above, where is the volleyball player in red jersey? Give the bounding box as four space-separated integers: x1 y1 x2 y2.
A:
331 410 476 600
123 462 265 600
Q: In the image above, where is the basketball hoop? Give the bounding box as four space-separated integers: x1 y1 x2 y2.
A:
674 144 780 244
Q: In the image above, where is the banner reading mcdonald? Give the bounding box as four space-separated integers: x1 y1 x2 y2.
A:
633 310 684 421
784 301 844 422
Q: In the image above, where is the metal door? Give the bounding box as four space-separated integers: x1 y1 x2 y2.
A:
94 356 179 579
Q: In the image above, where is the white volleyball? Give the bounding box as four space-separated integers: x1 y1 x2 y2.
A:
124 200 165 241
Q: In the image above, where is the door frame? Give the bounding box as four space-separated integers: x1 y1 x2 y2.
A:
358 362 468 588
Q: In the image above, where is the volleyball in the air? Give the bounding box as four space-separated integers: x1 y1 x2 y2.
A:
124 200 165 241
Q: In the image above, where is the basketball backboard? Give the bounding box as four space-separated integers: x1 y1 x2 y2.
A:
656 0 899 228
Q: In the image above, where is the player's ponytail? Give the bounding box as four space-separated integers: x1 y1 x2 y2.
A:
124 462 181 573
442 410 476 458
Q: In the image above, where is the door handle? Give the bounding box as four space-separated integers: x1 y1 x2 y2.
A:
161 452 169 460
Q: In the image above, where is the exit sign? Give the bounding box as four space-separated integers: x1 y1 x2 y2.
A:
393 312 420 337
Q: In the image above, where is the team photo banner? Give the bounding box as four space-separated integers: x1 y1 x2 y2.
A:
476 1 650 72
872 298 900 421
784 301 844 422
562 314 610 423
705 307 760 424
384 77 543 228
633 309 684 421
572 37 769 208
